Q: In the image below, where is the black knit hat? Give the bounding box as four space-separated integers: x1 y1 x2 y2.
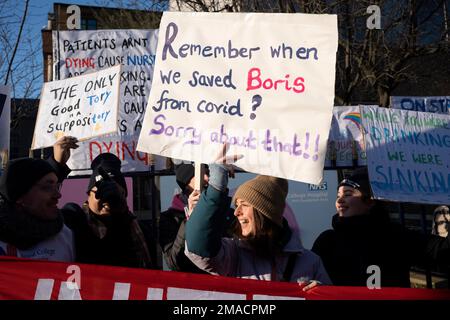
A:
87 153 127 196
175 163 195 191
175 163 209 191
0 158 56 202
338 167 372 197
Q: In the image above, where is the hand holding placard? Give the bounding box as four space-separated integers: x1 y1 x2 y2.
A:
53 136 79 165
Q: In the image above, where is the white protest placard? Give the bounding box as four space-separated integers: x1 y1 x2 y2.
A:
391 96 450 114
361 105 450 205
0 85 11 167
32 65 120 149
138 12 338 184
53 29 161 174
324 106 366 167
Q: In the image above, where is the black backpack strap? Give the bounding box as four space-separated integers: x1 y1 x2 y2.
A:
282 253 298 282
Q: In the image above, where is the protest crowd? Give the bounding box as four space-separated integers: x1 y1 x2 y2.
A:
0 6 449 301
0 136 449 293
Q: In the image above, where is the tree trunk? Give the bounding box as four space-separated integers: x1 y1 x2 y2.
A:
377 86 390 108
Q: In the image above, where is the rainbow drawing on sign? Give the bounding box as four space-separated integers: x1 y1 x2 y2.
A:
343 112 362 130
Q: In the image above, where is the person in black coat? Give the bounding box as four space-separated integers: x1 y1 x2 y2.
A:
159 163 210 273
312 167 450 287
62 153 152 268
0 137 77 261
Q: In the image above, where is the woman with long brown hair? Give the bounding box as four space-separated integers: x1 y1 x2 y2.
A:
184 146 331 290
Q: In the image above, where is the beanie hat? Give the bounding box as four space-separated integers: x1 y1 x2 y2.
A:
0 158 56 202
175 163 195 191
87 153 127 196
175 163 209 191
233 175 289 227
338 167 371 197
434 205 449 216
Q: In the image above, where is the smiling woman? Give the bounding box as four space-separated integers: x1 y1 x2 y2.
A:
184 145 331 290
234 199 255 237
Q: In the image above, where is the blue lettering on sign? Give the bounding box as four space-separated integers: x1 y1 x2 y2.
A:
308 182 328 191
373 165 450 194
87 91 111 105
127 55 155 66
392 96 450 114
370 126 450 147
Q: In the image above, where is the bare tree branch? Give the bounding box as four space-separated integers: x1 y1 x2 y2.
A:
4 0 29 85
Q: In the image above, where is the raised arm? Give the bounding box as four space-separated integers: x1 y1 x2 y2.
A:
185 145 242 275
48 136 79 181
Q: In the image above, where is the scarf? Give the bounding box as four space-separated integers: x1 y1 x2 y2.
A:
0 196 64 250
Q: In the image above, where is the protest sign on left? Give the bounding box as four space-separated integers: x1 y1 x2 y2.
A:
53 29 160 174
31 65 120 149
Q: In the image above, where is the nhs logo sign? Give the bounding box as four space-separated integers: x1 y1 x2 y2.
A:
308 182 328 191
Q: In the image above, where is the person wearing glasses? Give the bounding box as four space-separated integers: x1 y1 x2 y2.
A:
0 136 78 261
312 167 450 287
62 153 152 269
432 206 450 238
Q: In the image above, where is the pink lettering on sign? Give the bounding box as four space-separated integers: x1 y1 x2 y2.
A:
246 67 305 93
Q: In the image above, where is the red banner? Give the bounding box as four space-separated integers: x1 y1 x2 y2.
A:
1 257 449 300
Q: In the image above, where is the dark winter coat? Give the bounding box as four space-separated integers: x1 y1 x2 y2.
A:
0 157 71 251
62 202 152 268
312 205 450 287
159 196 206 273
159 193 234 273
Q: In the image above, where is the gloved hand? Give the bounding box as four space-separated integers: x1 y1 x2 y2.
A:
95 179 128 215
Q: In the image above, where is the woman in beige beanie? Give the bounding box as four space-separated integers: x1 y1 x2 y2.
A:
185 146 331 291
231 175 289 257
